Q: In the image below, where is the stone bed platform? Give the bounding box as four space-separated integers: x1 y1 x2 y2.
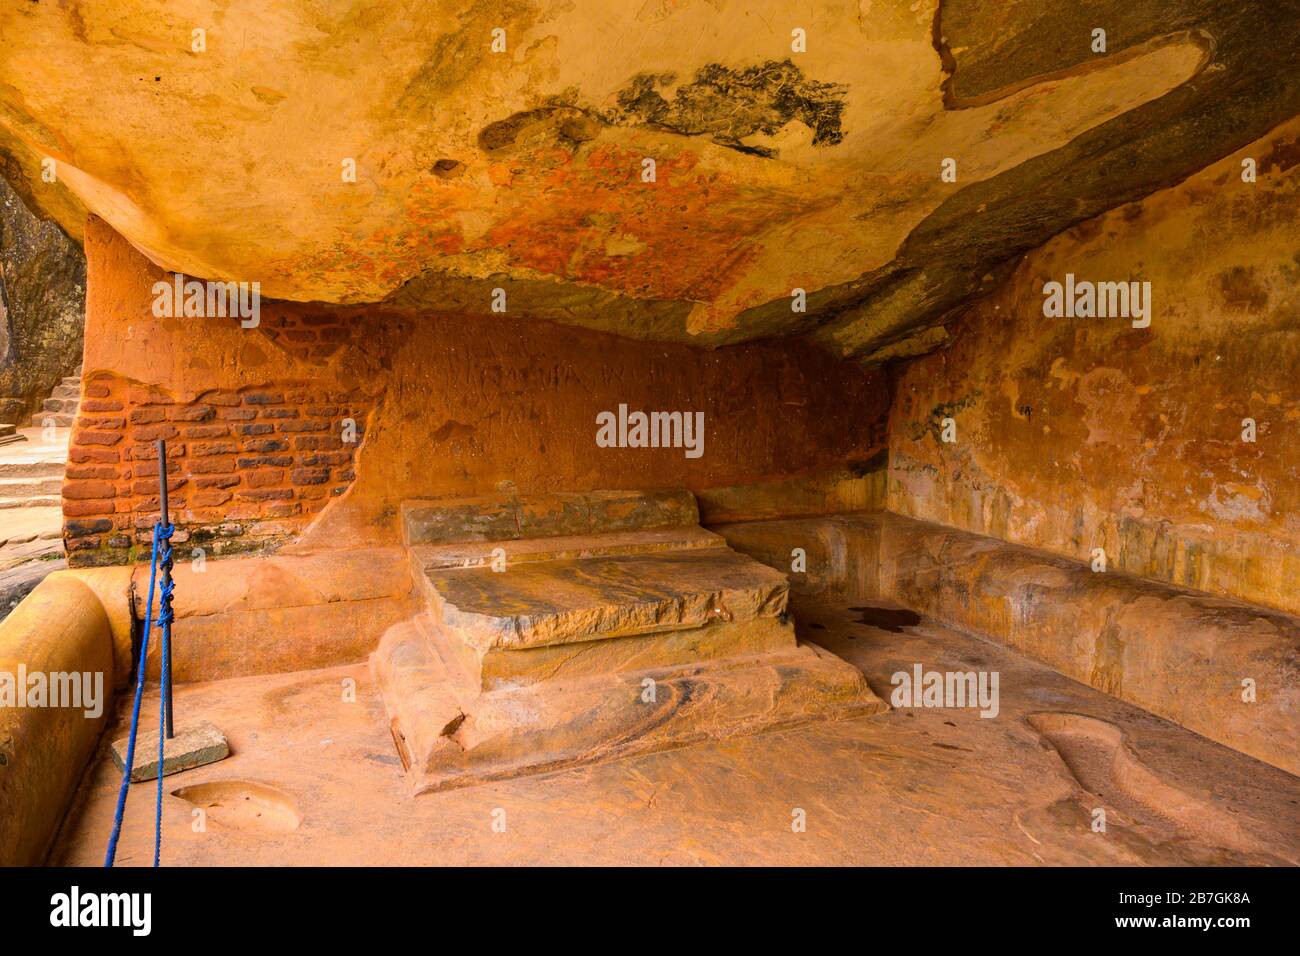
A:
373 491 885 792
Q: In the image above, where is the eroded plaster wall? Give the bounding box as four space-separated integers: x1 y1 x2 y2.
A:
889 119 1300 615
67 217 890 566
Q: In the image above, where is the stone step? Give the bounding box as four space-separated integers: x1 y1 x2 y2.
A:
51 384 80 400
0 457 66 479
419 546 790 652
62 376 81 387
0 495 60 509
0 529 62 547
0 475 62 498
0 506 63 548
41 397 78 414
29 412 76 428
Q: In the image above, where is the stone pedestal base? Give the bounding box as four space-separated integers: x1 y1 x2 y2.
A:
373 490 887 792
373 617 885 793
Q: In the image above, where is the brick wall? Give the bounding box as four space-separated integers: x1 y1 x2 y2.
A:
64 375 371 567
256 310 355 364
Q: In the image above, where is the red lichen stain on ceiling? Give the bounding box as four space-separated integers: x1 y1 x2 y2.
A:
329 142 810 306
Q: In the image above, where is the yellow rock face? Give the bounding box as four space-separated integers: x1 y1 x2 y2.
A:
0 1 1217 355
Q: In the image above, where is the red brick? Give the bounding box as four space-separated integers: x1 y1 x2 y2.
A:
66 518 113 536
128 441 184 460
81 399 124 412
131 478 186 495
66 465 120 480
129 407 167 425
65 536 106 552
243 390 284 405
64 479 116 500
235 488 293 502
237 455 293 468
130 424 180 442
246 469 285 488
133 496 185 513
291 467 329 485
81 417 125 430
217 407 257 421
293 436 343 450
188 456 236 474
300 451 350 467
69 446 120 464
62 499 115 517
245 438 289 453
194 475 240 489
191 489 233 508
182 424 231 439
278 420 327 433
199 390 242 406
167 404 216 422
191 441 239 457
236 423 274 436
264 503 302 518
75 430 123 446
260 408 299 420
85 383 111 399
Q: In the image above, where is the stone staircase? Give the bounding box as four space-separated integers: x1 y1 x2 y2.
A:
372 489 886 792
0 425 69 618
0 429 67 510
29 366 82 429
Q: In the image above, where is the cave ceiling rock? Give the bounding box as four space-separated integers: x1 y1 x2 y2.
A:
0 0 1295 365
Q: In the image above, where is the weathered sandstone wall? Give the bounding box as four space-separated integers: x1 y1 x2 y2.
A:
889 119 1300 614
67 217 890 566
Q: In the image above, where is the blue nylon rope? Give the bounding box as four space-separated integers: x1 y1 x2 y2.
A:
153 525 174 867
103 521 170 868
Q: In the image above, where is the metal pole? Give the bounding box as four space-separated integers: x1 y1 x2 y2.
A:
156 438 175 739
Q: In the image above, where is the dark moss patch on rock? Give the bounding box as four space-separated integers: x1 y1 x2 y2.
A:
604 60 847 157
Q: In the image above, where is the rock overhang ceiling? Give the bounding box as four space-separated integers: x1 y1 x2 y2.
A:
0 0 1296 364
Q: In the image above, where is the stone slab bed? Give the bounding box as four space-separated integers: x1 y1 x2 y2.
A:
374 490 886 792
714 511 1300 778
